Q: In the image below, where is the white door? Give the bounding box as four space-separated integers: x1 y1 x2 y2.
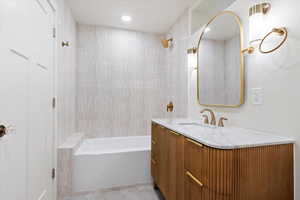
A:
0 0 55 200
0 1 29 198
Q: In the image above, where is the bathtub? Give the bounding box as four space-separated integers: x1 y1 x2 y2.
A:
72 136 151 192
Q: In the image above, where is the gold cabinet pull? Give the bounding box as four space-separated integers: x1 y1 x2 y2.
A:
169 130 180 136
152 140 156 145
151 159 157 165
186 138 203 147
186 171 204 187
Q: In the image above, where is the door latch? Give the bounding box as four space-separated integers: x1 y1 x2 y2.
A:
0 125 7 138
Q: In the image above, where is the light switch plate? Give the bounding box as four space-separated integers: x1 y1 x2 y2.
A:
251 88 264 105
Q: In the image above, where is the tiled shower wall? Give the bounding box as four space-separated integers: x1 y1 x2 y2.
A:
76 24 188 138
165 12 190 118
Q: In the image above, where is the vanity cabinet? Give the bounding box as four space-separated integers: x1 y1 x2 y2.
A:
151 122 184 200
151 123 294 200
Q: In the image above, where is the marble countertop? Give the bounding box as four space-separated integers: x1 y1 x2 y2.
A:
152 118 295 150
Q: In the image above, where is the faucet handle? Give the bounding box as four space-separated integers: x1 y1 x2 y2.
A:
202 115 209 125
218 117 228 127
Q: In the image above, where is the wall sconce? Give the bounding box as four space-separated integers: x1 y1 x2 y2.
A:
187 47 197 70
241 46 255 54
242 2 271 54
161 38 173 48
249 2 271 45
187 47 197 54
243 2 288 54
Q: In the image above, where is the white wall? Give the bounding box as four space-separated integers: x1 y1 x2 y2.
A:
56 0 77 145
187 0 300 198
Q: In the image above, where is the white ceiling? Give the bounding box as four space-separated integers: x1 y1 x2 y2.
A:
66 0 197 34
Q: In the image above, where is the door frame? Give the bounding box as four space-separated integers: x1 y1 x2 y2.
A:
46 0 58 199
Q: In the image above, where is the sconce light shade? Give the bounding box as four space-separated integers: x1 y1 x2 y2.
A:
187 47 197 70
249 3 271 45
188 52 197 70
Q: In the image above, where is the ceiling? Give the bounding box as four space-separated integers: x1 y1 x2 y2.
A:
66 0 197 34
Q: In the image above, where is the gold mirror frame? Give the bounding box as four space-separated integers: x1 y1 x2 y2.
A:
196 11 245 108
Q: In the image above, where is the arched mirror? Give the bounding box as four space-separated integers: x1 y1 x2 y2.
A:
197 11 245 107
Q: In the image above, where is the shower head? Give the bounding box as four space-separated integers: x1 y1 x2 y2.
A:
161 38 173 48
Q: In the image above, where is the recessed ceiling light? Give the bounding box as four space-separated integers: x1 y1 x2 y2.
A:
121 15 132 22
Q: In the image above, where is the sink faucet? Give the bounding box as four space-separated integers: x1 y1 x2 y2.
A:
202 115 209 125
200 109 216 126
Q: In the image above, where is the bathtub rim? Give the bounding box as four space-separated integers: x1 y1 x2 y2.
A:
74 135 151 156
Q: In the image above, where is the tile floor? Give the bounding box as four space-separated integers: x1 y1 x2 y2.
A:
64 184 162 200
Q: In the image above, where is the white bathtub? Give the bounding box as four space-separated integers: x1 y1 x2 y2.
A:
72 136 151 192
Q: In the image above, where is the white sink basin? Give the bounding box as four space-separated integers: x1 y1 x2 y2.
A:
177 122 217 129
177 122 202 126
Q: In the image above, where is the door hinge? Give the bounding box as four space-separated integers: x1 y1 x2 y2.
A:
52 168 56 179
52 97 56 109
52 27 56 38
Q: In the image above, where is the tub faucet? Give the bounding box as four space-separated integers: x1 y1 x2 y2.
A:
167 102 174 112
200 109 216 126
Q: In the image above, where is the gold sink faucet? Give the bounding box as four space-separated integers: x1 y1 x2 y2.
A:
200 109 216 126
202 115 209 125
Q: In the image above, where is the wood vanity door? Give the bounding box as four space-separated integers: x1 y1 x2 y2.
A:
184 138 234 200
152 125 184 200
185 138 208 199
185 173 205 200
151 123 159 184
208 148 234 200
157 126 168 197
166 129 184 200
